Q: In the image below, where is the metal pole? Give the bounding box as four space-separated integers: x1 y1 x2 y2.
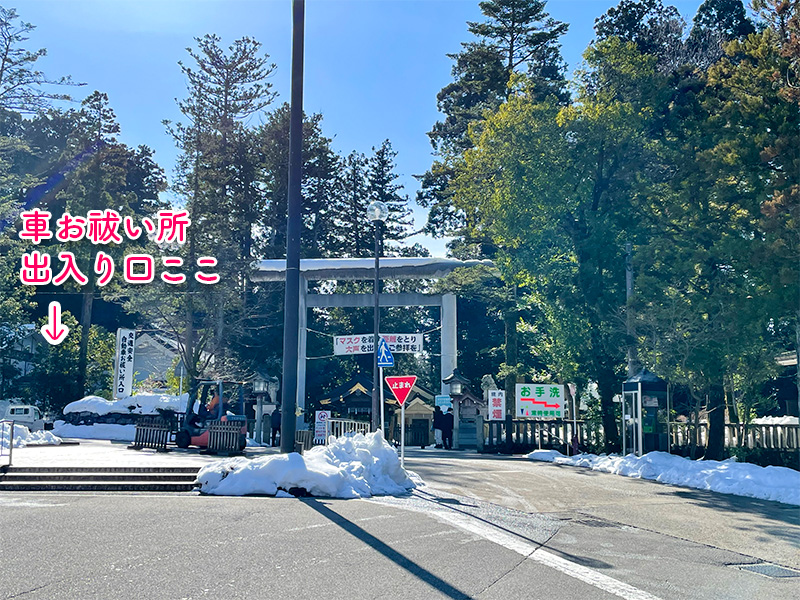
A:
622 393 627 455
637 382 644 457
371 221 381 431
178 364 184 397
281 0 304 453
400 403 405 468
379 366 385 437
625 242 637 378
667 383 671 454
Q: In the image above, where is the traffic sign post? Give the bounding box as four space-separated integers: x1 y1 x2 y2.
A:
377 338 393 437
377 337 394 367
386 375 417 468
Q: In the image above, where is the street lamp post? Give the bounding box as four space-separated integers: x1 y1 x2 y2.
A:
367 200 388 431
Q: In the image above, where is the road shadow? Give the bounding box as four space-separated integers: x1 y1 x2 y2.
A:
302 498 473 600
667 488 800 545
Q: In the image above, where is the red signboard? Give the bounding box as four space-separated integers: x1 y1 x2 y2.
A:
385 375 417 406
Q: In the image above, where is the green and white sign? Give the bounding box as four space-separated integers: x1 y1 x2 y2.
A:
516 384 565 419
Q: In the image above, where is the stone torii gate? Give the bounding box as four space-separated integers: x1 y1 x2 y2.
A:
251 257 494 427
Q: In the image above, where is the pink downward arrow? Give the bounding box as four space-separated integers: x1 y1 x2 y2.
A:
41 301 69 345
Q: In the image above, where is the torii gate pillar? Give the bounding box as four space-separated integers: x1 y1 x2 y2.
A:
440 293 457 396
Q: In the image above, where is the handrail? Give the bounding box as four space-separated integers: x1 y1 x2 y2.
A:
0 420 14 467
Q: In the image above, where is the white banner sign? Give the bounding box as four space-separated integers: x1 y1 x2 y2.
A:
516 383 565 419
333 334 423 356
113 328 136 399
488 390 505 421
314 410 331 444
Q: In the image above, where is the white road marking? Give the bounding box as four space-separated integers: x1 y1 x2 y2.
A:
431 508 663 600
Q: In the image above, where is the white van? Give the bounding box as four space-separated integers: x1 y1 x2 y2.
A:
4 405 45 432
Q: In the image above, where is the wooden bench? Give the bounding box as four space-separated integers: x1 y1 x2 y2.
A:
129 417 170 452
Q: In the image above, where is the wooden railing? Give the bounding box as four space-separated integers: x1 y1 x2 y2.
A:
129 417 170 452
479 416 601 454
670 422 800 451
207 420 245 455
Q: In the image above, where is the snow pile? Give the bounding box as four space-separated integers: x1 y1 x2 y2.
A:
528 450 800 506
63 393 189 416
751 416 799 425
0 423 62 448
52 421 135 442
197 431 418 498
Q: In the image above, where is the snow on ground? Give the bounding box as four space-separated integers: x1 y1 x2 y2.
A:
528 450 800 506
0 423 62 448
751 416 799 425
63 393 189 416
52 420 135 442
196 431 419 498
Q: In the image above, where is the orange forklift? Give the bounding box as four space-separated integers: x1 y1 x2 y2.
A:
175 379 247 451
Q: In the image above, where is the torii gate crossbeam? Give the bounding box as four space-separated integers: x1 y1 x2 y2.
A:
252 257 495 429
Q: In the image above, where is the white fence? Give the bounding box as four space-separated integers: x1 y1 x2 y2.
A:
324 419 371 442
0 420 13 466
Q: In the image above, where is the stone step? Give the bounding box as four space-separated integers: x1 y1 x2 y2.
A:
2 466 200 474
1 473 197 482
0 480 197 492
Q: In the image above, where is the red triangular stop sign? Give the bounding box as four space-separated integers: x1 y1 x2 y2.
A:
385 375 417 406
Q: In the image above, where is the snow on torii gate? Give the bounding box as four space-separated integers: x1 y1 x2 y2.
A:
251 257 494 425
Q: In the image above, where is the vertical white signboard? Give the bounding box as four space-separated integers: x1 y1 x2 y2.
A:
113 328 136 399
488 390 505 421
314 410 331 444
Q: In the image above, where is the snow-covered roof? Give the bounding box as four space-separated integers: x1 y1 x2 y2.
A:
251 257 496 282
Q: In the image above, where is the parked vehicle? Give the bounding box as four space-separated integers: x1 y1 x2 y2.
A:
3 405 46 432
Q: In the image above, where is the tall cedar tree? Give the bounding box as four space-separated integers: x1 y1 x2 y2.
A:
156 35 276 385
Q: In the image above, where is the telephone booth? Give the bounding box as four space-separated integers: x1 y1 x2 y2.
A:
622 370 669 456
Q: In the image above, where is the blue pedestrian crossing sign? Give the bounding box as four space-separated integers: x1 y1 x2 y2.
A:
377 337 394 368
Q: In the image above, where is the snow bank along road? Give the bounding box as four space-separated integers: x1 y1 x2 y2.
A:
1 451 797 599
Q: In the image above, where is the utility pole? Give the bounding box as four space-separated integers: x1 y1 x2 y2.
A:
280 0 305 453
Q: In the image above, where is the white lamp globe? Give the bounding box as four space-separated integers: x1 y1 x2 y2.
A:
366 201 389 223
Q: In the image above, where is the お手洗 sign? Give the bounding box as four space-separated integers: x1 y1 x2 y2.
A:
516 384 565 419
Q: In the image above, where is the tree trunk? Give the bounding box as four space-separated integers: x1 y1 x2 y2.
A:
705 382 726 460
597 373 621 453
77 287 94 396
503 288 518 403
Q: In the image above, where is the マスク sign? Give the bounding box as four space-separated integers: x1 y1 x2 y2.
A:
516 384 565 419
333 334 423 355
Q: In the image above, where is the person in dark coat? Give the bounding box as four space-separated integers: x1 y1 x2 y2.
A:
270 408 282 447
442 408 454 450
433 406 444 448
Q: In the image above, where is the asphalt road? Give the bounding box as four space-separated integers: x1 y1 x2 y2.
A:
1 450 798 600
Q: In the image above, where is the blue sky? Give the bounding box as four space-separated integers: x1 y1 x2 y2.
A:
22 0 705 256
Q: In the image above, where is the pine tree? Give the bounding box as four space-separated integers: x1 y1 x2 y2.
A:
366 140 412 249
0 7 81 114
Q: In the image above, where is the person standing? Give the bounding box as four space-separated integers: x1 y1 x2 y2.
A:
271 407 282 447
442 407 454 450
433 406 444 448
